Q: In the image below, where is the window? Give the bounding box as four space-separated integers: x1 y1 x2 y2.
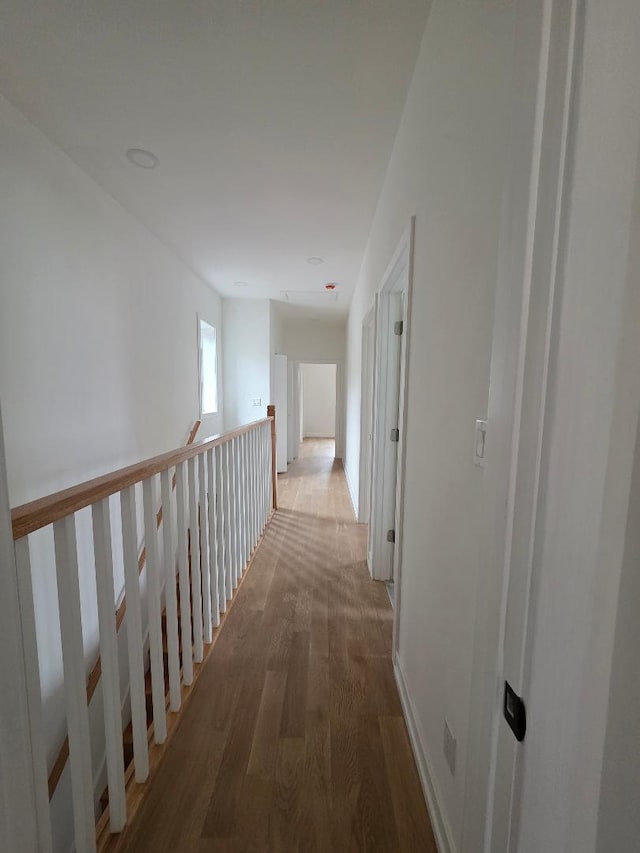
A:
198 318 218 415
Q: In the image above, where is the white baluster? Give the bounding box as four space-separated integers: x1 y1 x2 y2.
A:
259 426 264 531
91 498 126 831
120 486 149 782
239 433 247 570
53 515 96 853
252 428 258 546
215 444 228 611
248 430 255 553
242 434 249 566
207 449 221 628
263 423 268 528
198 453 212 644
160 469 181 712
247 431 253 558
13 537 53 852
142 476 167 743
234 437 242 583
223 441 234 600
267 422 274 516
188 456 204 662
227 439 237 591
175 462 194 685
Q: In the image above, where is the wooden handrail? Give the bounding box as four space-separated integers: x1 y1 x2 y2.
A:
45 419 202 799
12 417 271 540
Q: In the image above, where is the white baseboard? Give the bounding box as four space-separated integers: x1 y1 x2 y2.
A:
343 463 359 520
394 656 458 853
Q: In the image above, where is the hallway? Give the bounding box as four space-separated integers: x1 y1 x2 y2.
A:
109 439 436 852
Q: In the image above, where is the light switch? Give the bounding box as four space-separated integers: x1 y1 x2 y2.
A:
474 419 487 467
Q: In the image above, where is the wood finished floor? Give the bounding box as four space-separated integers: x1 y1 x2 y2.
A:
112 439 436 852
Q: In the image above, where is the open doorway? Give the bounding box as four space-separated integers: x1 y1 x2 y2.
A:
363 221 413 651
298 362 337 459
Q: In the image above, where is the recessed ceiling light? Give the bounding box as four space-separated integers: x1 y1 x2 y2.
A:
234 281 249 287
126 148 159 169
307 257 324 265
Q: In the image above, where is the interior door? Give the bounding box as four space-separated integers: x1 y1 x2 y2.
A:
385 293 403 582
368 290 403 581
473 3 581 851
391 291 407 589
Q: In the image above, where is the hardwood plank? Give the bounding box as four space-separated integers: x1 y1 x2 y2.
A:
247 670 287 779
102 439 435 853
379 714 439 852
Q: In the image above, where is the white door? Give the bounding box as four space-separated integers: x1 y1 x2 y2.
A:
273 354 288 473
463 3 584 851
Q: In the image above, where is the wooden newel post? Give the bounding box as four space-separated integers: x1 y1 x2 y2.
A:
267 404 278 510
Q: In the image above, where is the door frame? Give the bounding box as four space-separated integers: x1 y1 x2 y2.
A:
358 307 376 525
368 219 415 610
297 360 340 456
462 2 583 850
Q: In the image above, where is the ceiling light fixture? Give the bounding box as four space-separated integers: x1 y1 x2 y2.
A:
126 148 159 169
234 281 249 287
306 257 324 265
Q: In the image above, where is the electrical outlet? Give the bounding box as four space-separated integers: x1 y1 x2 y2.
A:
443 719 457 776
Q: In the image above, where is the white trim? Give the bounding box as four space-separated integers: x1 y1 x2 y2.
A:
368 220 414 591
394 655 457 853
343 461 359 520
296 359 343 459
197 314 219 417
462 3 584 851
357 307 376 524
302 431 335 439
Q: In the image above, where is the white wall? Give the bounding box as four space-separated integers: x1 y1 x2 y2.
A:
0 94 224 851
301 363 336 438
222 298 271 430
282 317 346 458
343 2 515 850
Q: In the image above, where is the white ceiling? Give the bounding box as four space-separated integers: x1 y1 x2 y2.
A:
0 1 428 316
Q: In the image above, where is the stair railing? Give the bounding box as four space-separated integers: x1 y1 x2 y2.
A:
45 419 202 802
10 408 278 852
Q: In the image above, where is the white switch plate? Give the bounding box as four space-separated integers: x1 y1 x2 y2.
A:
252 398 262 407
474 419 487 467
